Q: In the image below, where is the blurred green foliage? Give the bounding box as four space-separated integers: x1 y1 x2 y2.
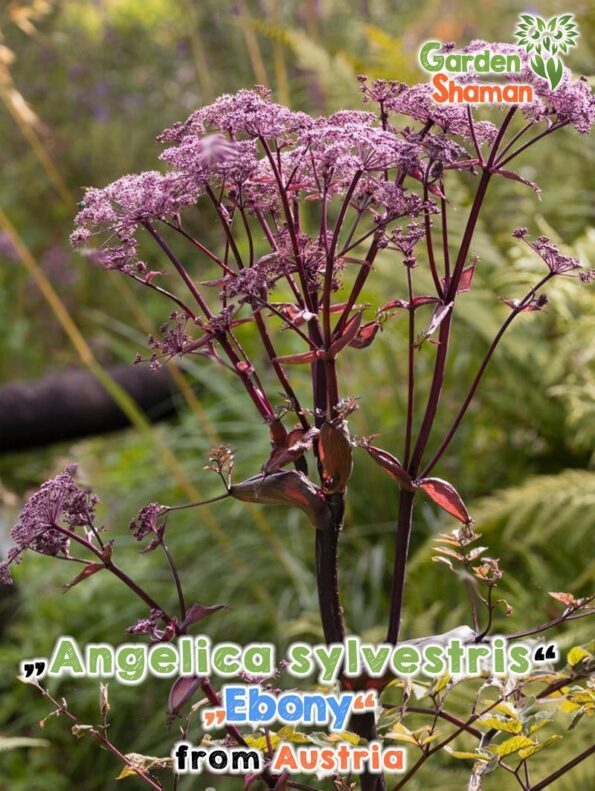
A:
0 1 594 789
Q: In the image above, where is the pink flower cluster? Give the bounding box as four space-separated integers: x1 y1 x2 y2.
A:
0 467 98 583
66 75 593 394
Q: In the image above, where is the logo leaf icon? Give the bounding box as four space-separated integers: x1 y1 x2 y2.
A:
546 56 564 89
530 54 547 79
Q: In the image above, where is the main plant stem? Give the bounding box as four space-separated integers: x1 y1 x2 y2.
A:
315 495 345 644
315 493 384 791
313 348 382 788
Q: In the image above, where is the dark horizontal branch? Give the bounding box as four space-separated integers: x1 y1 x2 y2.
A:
0 364 182 452
531 744 595 791
503 606 595 640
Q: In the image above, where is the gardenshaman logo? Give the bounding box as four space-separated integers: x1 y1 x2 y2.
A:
418 14 579 105
515 13 578 89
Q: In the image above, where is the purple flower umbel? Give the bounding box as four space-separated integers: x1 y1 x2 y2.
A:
518 232 595 281
1 467 99 583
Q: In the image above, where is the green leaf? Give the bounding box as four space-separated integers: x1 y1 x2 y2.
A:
115 753 173 780
308 730 362 747
568 707 586 730
445 747 491 761
491 735 535 757
478 716 522 734
494 702 521 720
432 674 451 694
244 732 280 750
385 723 420 746
567 646 591 666
518 735 561 759
525 710 554 734
276 726 311 744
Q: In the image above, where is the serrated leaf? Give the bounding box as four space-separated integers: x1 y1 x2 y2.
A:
276 726 311 744
385 731 419 746
421 731 442 745
308 730 361 746
491 735 535 757
494 702 521 720
567 646 591 666
518 735 560 759
432 675 451 694
335 731 361 745
525 710 554 734
445 747 490 761
244 732 280 750
567 690 595 707
478 717 522 734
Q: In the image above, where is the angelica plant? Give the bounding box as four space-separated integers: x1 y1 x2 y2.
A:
3 41 595 791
